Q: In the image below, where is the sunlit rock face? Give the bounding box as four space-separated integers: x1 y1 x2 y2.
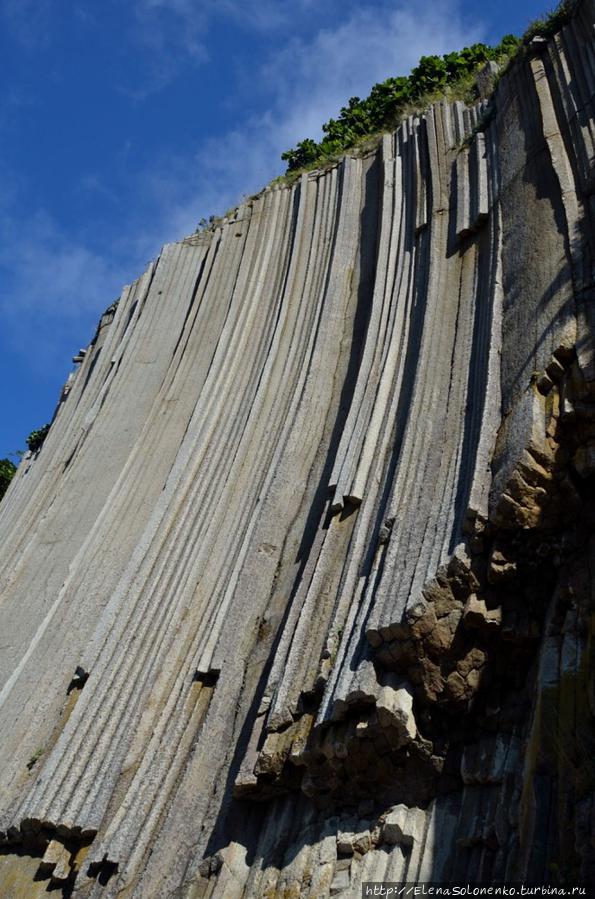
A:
0 1 594 895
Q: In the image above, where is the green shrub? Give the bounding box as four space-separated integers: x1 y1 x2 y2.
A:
523 0 577 42
281 31 525 173
26 424 50 454
0 458 16 501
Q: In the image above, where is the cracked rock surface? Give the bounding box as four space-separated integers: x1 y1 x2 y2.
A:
0 1 595 895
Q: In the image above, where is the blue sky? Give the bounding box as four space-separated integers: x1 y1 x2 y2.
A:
0 0 548 459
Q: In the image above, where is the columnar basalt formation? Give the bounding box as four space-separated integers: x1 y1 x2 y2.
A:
1 3 594 896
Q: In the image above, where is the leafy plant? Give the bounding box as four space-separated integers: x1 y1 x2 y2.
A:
281 32 522 174
27 424 50 454
195 214 219 234
523 0 577 42
104 298 119 317
0 458 16 501
27 747 44 770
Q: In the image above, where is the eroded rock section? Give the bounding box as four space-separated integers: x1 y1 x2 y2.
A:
0 2 594 896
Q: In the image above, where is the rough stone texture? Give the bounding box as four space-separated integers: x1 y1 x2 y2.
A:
0 2 595 896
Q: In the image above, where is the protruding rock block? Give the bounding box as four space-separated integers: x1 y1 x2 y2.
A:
383 804 426 847
376 682 416 742
463 595 502 630
38 839 72 882
476 61 500 98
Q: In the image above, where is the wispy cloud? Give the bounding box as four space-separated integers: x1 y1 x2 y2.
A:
126 0 346 95
0 0 54 50
0 0 495 458
78 173 120 204
0 208 130 370
0 0 486 371
257 0 484 145
214 0 321 32
135 0 323 39
131 0 485 247
131 0 209 88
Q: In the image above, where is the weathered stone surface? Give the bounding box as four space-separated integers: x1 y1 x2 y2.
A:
463 594 502 630
476 61 500 98
38 839 71 880
0 2 594 896
382 804 425 847
376 682 416 741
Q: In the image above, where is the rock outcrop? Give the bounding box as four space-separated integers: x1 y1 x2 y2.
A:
1 2 594 896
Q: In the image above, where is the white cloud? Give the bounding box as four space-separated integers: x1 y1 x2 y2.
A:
135 0 322 37
132 0 208 61
0 208 131 370
78 173 120 204
1 0 486 371
0 0 490 459
214 0 320 32
127 0 348 94
0 0 53 49
258 0 484 146
131 0 485 248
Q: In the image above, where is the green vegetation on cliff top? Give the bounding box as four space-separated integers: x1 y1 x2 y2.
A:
191 0 577 232
26 424 50 454
0 424 52 504
280 0 577 176
280 35 518 174
0 458 16 502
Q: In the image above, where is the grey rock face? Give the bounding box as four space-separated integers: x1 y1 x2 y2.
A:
1 1 595 896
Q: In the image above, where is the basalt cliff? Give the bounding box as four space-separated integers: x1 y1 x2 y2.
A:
1 3 595 896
